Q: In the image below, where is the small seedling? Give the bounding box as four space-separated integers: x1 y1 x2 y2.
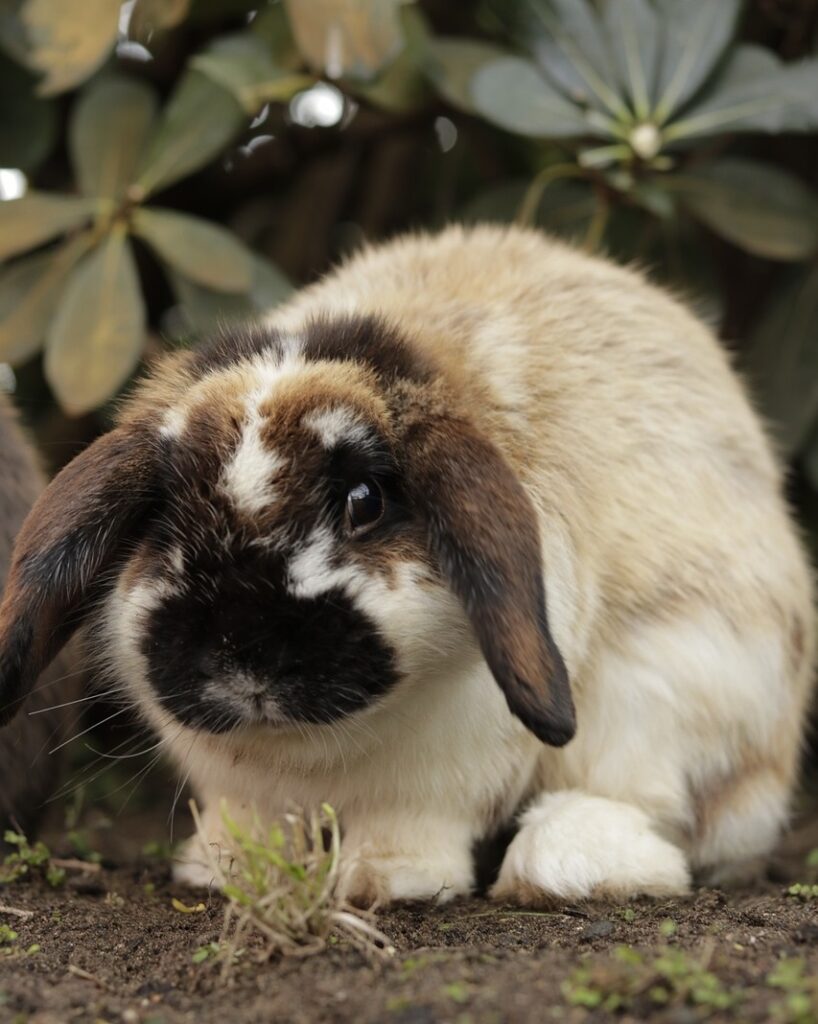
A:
190 799 393 972
767 958 818 1024
1 832 65 888
192 942 221 964
562 944 741 1015
787 884 818 902
0 925 18 945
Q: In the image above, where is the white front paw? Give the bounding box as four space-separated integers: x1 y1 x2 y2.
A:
339 852 472 908
492 791 690 904
172 832 225 889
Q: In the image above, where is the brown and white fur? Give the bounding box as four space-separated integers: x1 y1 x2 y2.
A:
0 225 813 903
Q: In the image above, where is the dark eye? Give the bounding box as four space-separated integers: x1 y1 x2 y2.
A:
346 480 384 534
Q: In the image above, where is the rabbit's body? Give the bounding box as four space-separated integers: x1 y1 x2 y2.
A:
0 226 812 902
0 396 76 838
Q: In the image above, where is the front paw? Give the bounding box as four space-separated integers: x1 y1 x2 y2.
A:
491 791 690 904
338 852 472 908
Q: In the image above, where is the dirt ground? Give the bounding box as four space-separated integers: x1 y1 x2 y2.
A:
0 797 816 1024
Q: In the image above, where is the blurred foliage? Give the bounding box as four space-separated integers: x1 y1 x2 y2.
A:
0 0 818 529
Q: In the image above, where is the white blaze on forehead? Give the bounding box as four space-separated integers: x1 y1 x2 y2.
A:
303 406 371 449
288 525 365 599
221 337 304 513
222 412 286 514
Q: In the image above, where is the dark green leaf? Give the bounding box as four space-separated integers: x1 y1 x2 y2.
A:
743 264 818 454
21 0 121 96
508 0 625 118
665 46 818 143
70 76 158 199
170 254 292 333
283 0 404 81
0 233 93 364
135 71 246 197
471 56 593 138
603 0 660 119
0 52 57 171
423 37 509 113
0 192 99 261
666 159 818 261
132 207 254 292
653 0 741 122
45 229 145 415
191 32 313 113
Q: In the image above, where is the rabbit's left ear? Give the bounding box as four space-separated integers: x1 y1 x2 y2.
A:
0 427 159 726
405 415 575 747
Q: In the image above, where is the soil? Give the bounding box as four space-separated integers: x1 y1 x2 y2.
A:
0 801 816 1024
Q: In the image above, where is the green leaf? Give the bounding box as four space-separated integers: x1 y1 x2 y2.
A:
20 0 121 96
0 52 57 171
0 192 98 261
70 76 158 199
603 0 660 120
666 159 818 261
349 6 430 113
471 56 593 138
423 37 509 113
191 32 313 114
133 207 254 293
45 229 145 415
665 46 818 143
0 233 93 364
129 0 191 41
171 255 292 333
135 70 246 197
283 0 404 81
653 0 741 122
743 264 818 455
509 0 625 119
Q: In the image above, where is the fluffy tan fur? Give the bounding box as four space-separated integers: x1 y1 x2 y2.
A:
143 225 814 902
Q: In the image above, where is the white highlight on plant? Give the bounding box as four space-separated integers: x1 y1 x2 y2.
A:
303 406 370 449
0 169 27 200
289 83 345 129
629 123 662 161
434 116 458 154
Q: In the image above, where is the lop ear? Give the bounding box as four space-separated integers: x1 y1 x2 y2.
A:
406 416 575 747
0 427 159 726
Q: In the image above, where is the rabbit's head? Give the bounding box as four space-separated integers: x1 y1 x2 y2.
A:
0 316 575 746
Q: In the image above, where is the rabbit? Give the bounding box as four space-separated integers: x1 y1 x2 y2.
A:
0 224 813 904
0 393 79 843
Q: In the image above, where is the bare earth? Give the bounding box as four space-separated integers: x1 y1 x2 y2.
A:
0 804 816 1024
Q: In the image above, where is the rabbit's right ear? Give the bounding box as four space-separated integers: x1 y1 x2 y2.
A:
404 414 576 748
0 427 160 726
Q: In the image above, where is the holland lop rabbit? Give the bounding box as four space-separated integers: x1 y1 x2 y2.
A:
0 394 77 840
0 226 813 903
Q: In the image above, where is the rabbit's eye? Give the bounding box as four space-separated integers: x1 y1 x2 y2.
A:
346 480 384 534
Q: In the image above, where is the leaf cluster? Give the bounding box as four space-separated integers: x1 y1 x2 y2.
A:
562 944 742 1016
1 0 818 503
0 831 65 888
